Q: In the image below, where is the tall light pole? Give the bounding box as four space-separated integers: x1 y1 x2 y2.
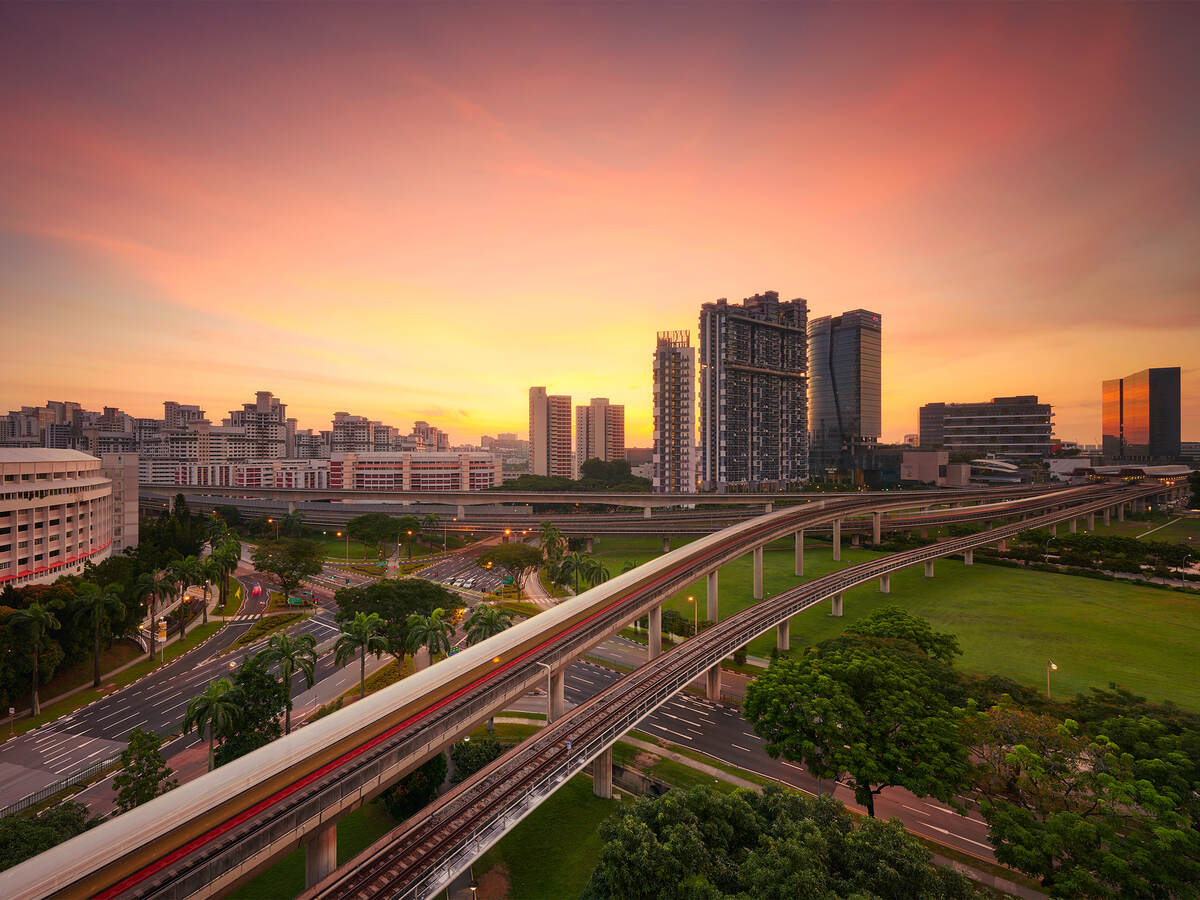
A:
268 517 279 539
687 594 697 637
1046 659 1058 698
337 530 348 563
407 529 414 559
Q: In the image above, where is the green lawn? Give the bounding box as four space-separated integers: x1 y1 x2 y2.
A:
311 535 379 560
474 775 619 900
229 801 397 900
592 535 1200 709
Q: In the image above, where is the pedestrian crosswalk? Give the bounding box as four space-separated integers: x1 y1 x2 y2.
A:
230 614 259 622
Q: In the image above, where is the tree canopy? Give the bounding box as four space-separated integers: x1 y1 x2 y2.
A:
112 728 177 813
743 608 970 818
335 579 453 662
251 538 324 596
477 543 542 599
581 786 976 900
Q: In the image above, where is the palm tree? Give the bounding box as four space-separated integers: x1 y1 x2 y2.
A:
169 555 204 637
148 570 178 660
465 604 514 731
257 631 317 734
539 521 566 564
206 513 229 551
182 678 241 771
466 604 514 646
6 603 61 716
422 513 439 535
334 612 389 699
216 533 242 609
74 582 125 688
559 552 587 594
585 559 610 588
621 559 641 575
405 608 456 671
200 555 223 624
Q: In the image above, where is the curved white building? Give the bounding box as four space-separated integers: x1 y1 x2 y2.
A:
0 449 113 587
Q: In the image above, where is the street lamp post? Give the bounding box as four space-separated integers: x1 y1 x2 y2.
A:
268 517 279 539
687 594 697 637
1046 658 1058 698
407 530 413 559
337 530 348 563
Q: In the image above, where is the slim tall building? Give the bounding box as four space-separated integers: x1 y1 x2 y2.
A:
528 387 573 478
226 391 288 459
575 398 625 472
699 291 809 490
652 331 696 493
1102 367 1181 462
808 309 882 478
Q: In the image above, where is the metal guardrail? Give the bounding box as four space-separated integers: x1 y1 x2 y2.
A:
0 749 124 819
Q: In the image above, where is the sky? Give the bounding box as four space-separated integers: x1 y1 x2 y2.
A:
1 2 1197 447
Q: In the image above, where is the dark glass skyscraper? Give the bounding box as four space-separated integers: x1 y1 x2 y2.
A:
807 309 882 478
1101 367 1181 461
699 291 808 490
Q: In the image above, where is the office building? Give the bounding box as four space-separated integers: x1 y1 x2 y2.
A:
699 291 808 490
1102 367 1182 462
807 309 882 479
528 387 573 478
652 331 696 493
0 449 113 587
919 396 1054 457
575 398 626 472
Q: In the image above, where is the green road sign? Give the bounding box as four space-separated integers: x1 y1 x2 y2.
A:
287 596 305 606
501 576 514 585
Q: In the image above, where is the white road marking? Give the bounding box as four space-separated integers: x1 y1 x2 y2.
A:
731 743 752 752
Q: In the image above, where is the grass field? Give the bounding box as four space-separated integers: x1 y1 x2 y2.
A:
590 534 1200 709
311 535 379 560
474 775 619 900
228 801 397 900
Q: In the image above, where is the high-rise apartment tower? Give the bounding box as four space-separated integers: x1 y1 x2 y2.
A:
528 387 573 478
699 291 809 490
652 331 696 493
575 398 625 473
807 309 882 478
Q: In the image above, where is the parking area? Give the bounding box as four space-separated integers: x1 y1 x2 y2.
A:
418 554 508 595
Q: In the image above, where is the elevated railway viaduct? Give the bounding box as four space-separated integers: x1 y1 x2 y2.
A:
4 482 1184 900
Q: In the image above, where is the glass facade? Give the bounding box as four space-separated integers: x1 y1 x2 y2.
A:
807 309 882 478
1101 367 1181 461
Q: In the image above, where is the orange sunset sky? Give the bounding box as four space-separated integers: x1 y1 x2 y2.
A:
1 3 1197 447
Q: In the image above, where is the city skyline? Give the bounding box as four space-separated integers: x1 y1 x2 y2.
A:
2 3 1199 445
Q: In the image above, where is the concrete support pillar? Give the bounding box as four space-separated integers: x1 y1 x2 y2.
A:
850 534 861 547
924 560 935 578
706 570 718 623
305 821 337 889
1117 503 1125 522
662 536 671 553
998 538 1008 552
1050 523 1057 537
794 530 805 576
830 592 843 617
753 546 764 601
964 549 974 566
705 665 721 701
872 512 881 545
1087 513 1095 531
584 537 594 553
1103 508 1110 527
457 504 465 519
643 506 652 520
832 518 842 562
549 669 565 722
764 501 773 514
1069 518 1078 534
648 606 662 659
287 500 297 515
879 573 891 593
776 620 790 652
592 745 613 799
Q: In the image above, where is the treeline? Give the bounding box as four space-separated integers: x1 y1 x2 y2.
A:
492 458 651 493
0 495 240 711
